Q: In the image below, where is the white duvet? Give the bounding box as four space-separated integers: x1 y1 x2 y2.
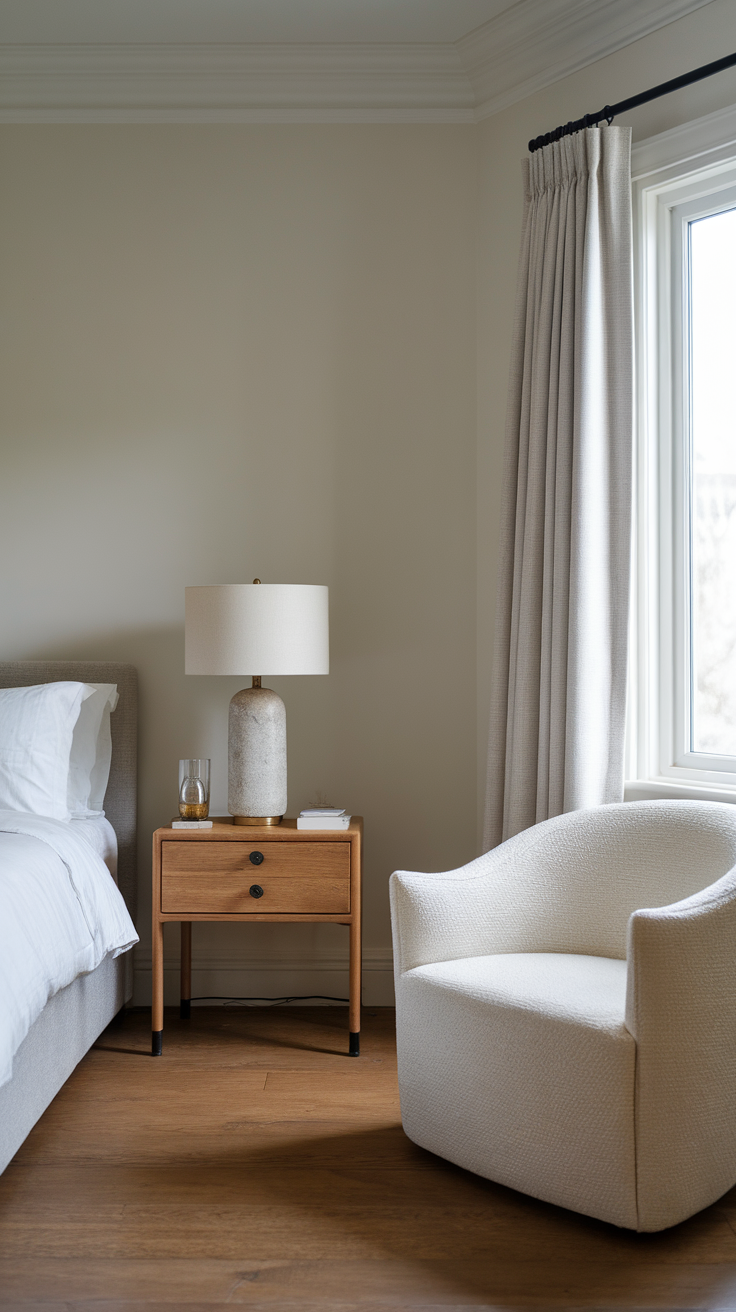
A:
0 810 138 1088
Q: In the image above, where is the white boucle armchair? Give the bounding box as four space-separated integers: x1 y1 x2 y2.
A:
389 800 736 1232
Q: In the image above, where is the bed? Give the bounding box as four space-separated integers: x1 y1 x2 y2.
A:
0 661 138 1173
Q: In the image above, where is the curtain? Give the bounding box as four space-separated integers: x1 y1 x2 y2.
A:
483 126 633 851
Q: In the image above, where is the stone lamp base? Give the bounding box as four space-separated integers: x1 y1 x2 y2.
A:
228 684 287 824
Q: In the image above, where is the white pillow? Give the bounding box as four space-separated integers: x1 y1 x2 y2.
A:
67 683 119 818
0 682 90 820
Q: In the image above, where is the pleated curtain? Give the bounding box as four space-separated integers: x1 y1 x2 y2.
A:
484 126 633 851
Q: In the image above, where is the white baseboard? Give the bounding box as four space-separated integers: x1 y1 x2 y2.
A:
132 947 395 1007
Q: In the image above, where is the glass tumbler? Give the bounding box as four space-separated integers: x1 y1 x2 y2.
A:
178 759 210 820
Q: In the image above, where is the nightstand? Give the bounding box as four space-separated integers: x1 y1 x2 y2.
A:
151 817 363 1057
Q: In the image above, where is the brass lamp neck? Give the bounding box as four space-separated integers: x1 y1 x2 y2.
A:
252 676 262 689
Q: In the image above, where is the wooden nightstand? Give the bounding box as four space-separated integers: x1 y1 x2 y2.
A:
151 817 363 1057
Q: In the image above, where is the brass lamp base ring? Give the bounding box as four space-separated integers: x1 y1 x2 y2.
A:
232 815 283 826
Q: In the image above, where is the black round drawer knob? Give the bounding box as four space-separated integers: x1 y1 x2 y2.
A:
249 851 264 866
249 884 264 899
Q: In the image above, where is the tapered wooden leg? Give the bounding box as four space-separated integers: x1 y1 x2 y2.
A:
349 913 361 1056
152 917 164 1056
180 921 192 1019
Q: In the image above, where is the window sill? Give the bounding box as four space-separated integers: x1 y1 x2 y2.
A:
625 778 736 806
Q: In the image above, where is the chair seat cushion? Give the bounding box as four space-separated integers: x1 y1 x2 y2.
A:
417 951 628 1029
397 952 637 1228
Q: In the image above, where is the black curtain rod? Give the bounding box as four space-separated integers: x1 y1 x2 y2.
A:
528 50 736 153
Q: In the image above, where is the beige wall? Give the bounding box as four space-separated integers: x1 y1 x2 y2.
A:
476 0 736 826
2 0 735 1005
0 124 478 1004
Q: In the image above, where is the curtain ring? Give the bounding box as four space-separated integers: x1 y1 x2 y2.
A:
603 105 614 125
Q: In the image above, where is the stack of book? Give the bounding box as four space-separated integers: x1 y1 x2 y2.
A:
296 808 351 831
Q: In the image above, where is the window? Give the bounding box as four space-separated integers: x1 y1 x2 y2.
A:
688 204 736 759
630 121 736 797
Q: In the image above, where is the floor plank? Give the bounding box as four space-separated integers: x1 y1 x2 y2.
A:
1 1007 736 1308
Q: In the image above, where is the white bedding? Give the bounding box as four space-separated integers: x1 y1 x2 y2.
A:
70 813 118 879
0 811 138 1088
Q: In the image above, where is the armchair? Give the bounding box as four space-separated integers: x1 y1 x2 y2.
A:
389 801 736 1231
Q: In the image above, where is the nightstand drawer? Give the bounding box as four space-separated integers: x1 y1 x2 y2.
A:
160 840 351 914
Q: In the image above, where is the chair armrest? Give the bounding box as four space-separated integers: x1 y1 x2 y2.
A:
625 869 736 1229
625 868 736 1041
389 842 539 977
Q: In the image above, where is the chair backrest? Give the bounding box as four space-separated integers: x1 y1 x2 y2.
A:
478 800 736 959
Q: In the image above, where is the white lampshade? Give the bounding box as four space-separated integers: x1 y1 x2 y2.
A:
185 583 329 676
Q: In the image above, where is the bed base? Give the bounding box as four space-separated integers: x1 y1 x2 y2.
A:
0 660 137 1174
0 936 130 1173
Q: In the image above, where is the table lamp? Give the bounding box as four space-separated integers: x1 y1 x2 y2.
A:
185 581 329 825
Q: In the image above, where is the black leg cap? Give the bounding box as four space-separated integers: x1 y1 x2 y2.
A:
180 999 191 1019
152 1030 163 1056
349 1032 360 1057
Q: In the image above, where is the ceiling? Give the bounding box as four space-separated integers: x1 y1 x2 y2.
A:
0 0 517 47
0 0 717 123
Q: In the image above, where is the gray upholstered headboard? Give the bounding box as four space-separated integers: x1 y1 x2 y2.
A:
0 662 138 920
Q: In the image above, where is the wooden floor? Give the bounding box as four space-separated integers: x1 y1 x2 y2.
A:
2 1008 736 1310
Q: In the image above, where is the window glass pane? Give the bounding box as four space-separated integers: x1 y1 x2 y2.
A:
690 206 736 755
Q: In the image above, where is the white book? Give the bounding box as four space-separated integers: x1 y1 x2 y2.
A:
299 808 346 817
296 814 351 830
172 819 213 829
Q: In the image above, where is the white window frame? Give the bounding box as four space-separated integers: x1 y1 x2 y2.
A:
627 104 736 804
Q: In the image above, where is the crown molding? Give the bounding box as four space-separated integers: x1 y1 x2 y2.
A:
0 41 474 123
0 106 475 124
0 0 717 124
458 0 716 120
